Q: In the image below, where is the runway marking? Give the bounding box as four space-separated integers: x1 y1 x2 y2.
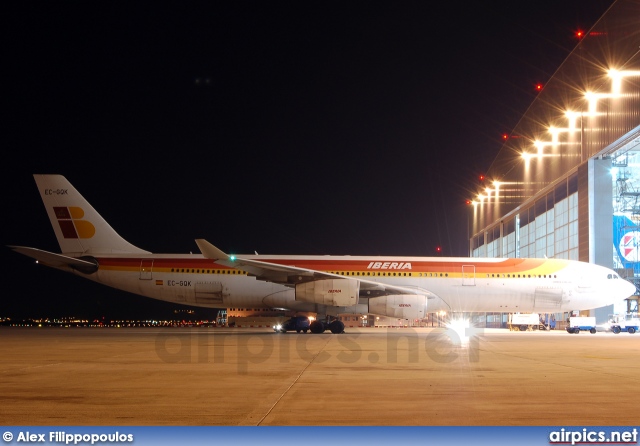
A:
1 362 63 373
255 335 333 426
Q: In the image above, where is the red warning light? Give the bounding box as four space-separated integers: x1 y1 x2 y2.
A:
502 133 509 140
535 83 543 92
466 199 472 205
436 246 442 253
479 174 485 182
575 30 584 39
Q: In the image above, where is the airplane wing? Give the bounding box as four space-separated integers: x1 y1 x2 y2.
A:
9 246 99 274
194 239 440 300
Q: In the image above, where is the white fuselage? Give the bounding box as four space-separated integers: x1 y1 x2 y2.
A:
65 253 634 316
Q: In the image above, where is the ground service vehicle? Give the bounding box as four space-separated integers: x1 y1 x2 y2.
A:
508 313 541 331
273 316 310 333
608 314 639 334
566 316 597 334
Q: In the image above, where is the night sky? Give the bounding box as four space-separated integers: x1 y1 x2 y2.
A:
2 1 614 319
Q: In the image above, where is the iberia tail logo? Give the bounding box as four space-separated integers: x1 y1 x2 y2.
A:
53 206 96 239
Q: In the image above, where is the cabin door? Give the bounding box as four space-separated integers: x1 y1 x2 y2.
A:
140 259 154 280
462 265 475 286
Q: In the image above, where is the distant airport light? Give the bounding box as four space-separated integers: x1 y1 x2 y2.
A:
535 83 543 92
533 140 552 155
565 110 579 129
608 69 640 95
609 69 622 94
575 30 584 39
585 91 619 114
446 318 472 346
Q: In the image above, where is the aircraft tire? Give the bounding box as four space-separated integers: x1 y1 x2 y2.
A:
590 328 596 334
329 320 345 334
310 320 325 334
628 327 635 334
612 326 621 334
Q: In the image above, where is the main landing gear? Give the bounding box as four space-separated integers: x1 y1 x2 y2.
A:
309 318 345 334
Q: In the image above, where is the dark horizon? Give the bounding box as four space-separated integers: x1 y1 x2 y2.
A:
3 1 614 318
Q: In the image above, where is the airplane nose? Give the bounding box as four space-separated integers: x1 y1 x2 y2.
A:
622 279 637 299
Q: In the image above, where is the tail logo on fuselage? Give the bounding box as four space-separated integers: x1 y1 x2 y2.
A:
53 206 95 239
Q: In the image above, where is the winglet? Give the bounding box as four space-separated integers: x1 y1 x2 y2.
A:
195 239 230 260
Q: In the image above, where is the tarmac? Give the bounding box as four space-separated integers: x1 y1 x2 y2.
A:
1 326 639 426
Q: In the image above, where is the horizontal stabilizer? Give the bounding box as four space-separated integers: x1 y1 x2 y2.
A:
8 246 98 274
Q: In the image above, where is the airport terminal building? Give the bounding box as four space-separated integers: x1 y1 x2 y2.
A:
222 1 639 330
469 0 640 323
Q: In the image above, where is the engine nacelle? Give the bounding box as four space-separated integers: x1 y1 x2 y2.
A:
369 295 427 319
295 279 359 307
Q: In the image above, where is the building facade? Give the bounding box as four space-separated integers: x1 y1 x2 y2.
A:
470 0 640 321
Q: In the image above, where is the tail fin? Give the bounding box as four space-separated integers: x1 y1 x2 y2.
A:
34 174 150 256
613 212 640 271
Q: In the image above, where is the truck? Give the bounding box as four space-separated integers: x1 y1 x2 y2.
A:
566 316 597 334
508 313 542 331
608 314 639 334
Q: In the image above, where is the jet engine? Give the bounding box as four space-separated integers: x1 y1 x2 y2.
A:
368 295 427 319
295 279 358 306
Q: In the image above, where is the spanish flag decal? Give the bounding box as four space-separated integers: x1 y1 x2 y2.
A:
156 280 163 286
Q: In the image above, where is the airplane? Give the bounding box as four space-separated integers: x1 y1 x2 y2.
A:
9 174 636 333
